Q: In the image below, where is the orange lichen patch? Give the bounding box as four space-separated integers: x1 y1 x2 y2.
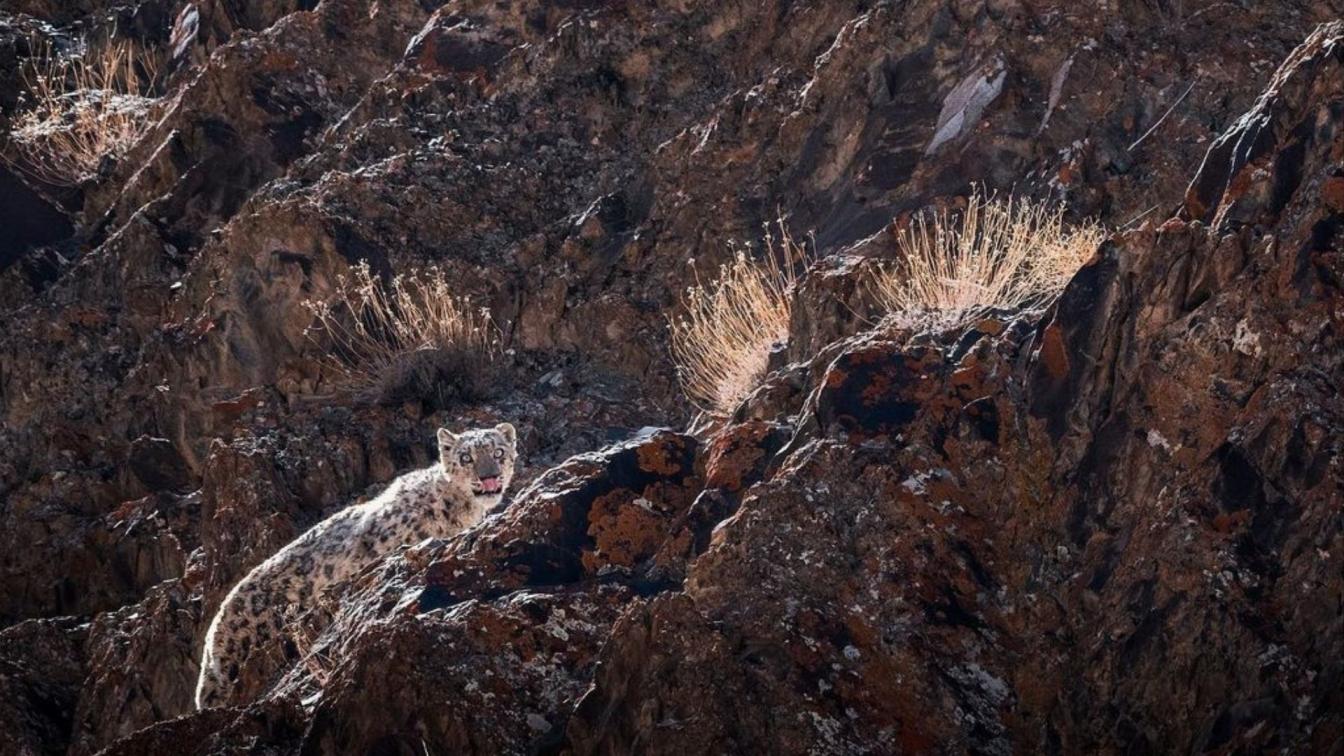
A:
1038 322 1070 379
1212 509 1251 533
1159 215 1187 234
704 421 773 492
818 343 961 439
468 608 541 661
64 307 108 328
210 389 264 423
651 526 696 570
1322 176 1344 213
582 489 673 572
824 367 848 387
837 641 946 750
950 362 987 398
859 370 895 404
1182 189 1208 222
644 480 697 514
109 496 147 523
541 498 570 527
974 318 1005 336
636 436 687 476
1222 159 1263 207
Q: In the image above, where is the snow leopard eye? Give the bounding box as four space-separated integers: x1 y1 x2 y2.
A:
458 452 472 465
493 448 505 461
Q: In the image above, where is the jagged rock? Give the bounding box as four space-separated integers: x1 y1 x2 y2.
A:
0 617 88 756
405 12 514 80
414 428 701 608
106 429 702 752
572 21 1344 753
285 431 696 754
67 580 203 755
127 435 193 492
84 0 432 247
1185 22 1344 231
0 166 73 273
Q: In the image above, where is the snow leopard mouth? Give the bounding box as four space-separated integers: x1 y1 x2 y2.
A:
472 476 502 497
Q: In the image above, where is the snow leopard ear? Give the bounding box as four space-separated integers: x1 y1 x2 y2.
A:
495 422 517 447
436 428 458 451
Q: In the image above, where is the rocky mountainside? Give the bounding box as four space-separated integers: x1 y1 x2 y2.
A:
2 0 1342 754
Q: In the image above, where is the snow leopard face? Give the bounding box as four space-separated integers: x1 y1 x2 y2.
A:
437 423 518 500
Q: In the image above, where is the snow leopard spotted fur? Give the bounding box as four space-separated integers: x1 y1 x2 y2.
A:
194 423 517 709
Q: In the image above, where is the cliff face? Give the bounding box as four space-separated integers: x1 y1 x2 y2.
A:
1 1 1342 754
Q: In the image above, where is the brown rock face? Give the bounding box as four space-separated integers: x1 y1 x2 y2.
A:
0 618 87 756
2 0 1343 754
562 30 1344 751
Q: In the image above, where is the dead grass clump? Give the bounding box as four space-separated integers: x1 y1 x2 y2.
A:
869 189 1104 331
4 37 160 185
304 262 501 409
669 224 809 417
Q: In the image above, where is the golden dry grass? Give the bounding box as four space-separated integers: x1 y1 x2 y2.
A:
869 189 1103 330
669 224 809 417
4 37 160 185
304 262 501 407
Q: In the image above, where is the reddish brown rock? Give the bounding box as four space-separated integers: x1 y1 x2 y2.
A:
701 420 789 494
67 580 203 755
418 429 700 604
567 22 1344 754
405 12 514 81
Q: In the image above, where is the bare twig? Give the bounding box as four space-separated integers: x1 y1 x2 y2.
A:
1128 79 1197 153
1119 204 1161 231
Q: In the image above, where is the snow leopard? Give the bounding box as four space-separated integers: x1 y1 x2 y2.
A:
195 422 517 708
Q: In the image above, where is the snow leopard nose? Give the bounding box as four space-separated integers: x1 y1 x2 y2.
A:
475 457 501 479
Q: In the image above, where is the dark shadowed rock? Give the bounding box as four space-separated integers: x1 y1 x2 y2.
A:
0 617 88 756
127 435 194 492
0 166 74 272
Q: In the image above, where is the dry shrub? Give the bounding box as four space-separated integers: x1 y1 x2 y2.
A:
870 189 1104 330
669 224 809 417
304 261 501 409
4 37 160 185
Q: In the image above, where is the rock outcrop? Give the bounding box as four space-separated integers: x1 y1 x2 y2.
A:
1 1 1342 754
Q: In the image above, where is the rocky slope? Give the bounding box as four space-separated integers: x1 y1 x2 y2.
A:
1 1 1342 754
